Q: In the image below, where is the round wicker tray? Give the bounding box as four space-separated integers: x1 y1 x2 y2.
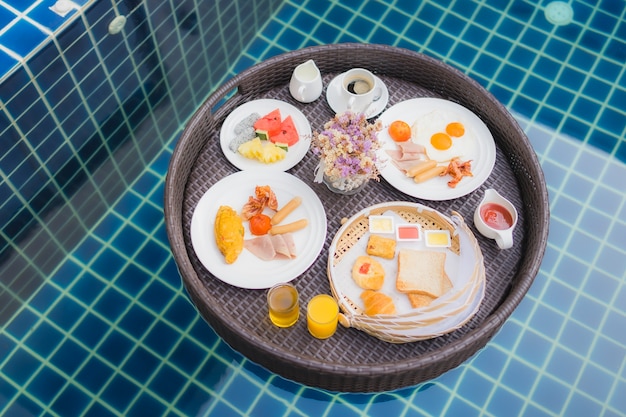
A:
164 44 549 392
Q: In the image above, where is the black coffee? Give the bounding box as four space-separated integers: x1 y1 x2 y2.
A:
346 78 373 95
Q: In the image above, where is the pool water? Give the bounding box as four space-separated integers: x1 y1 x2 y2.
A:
1 1 625 416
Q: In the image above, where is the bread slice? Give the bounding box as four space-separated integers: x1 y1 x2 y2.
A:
407 271 453 308
366 234 396 259
352 256 385 290
361 290 396 315
396 249 447 297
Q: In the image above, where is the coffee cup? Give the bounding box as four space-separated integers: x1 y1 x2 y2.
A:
473 188 518 250
289 59 323 103
340 68 382 114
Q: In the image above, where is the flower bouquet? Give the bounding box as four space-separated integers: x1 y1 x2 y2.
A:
311 111 383 194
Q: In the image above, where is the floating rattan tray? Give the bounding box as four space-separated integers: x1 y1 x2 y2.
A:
164 44 549 392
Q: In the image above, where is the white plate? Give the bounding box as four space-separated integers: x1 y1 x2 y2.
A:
190 170 327 289
326 73 389 118
220 99 311 171
377 98 496 200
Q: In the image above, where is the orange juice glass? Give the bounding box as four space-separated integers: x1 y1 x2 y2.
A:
267 283 299 327
307 294 339 339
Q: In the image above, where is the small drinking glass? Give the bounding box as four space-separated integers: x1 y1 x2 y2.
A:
267 283 299 327
307 294 339 339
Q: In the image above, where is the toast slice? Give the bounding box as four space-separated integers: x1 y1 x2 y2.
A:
407 271 453 308
396 249 447 298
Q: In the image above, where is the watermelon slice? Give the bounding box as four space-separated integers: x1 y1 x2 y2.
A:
270 115 299 147
254 109 282 138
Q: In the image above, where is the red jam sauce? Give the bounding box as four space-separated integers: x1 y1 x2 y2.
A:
480 203 513 230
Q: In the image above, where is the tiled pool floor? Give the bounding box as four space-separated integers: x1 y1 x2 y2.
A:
2 0 626 416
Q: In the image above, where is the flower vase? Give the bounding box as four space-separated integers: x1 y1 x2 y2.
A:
323 173 369 195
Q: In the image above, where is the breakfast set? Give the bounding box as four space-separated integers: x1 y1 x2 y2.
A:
164 44 549 392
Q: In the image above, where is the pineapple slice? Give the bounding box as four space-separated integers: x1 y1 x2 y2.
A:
238 138 286 163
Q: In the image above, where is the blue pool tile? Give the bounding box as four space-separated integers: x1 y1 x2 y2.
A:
545 346 583 383
127 392 167 417
2 348 40 385
195 356 231 392
73 313 109 349
101 374 140 413
98 330 134 367
560 320 595 356
471 345 508 379
122 346 160 384
115 263 152 297
578 363 615 402
118 305 155 341
609 380 626 412
5 307 38 339
144 321 180 357
0 48 18 77
75 356 114 393
149 364 187 403
563 394 603 417
455 369 492 407
163 296 196 331
29 284 61 315
529 304 565 340
250 394 288 416
112 225 147 258
50 338 88 376
532 376 570 414
487 386 525 417
94 287 131 323
27 366 65 404
516 330 553 368
168 338 206 376
47 297 83 331
602 309 626 346
4 394 42 417
51 383 91 417
0 19 48 57
69 271 105 306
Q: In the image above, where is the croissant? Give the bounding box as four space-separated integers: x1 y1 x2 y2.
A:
361 290 396 316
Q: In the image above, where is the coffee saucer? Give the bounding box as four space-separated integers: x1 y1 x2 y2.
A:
326 73 389 118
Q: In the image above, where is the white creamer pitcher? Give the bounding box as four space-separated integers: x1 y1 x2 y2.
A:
289 59 323 103
473 188 518 249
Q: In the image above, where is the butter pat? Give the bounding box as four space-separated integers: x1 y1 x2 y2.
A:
369 215 394 234
424 230 451 247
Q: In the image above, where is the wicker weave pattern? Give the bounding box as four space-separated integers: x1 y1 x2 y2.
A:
164 44 549 392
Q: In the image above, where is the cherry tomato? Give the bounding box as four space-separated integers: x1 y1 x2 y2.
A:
249 214 272 235
388 120 411 142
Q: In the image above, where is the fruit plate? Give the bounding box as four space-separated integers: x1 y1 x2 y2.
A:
190 170 327 289
220 99 311 171
327 202 485 343
377 98 496 201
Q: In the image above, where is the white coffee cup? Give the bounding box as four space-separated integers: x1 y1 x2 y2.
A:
289 59 323 103
473 188 518 250
340 68 382 113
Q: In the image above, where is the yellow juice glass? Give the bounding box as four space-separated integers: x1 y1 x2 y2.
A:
267 283 299 327
307 294 339 339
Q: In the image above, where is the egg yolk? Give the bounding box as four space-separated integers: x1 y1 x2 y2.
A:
430 132 452 150
446 122 465 137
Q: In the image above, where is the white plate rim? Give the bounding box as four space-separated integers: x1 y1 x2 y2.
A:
190 170 327 289
377 98 496 201
219 99 311 171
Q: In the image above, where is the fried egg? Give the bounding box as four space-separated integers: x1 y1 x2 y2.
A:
411 110 475 162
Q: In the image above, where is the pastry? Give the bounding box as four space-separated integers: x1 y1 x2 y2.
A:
365 234 396 259
351 256 385 290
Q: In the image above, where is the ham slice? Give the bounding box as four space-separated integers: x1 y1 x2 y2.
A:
386 141 430 175
244 233 297 261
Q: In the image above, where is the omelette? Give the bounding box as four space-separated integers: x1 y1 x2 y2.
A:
214 205 244 264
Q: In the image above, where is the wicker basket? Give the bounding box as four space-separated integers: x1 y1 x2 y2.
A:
328 203 486 343
164 44 549 392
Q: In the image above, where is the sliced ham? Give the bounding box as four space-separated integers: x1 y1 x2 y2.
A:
386 141 430 175
244 233 297 261
244 235 275 261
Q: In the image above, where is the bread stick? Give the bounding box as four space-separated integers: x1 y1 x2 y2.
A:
271 196 302 225
413 165 446 183
406 160 437 177
269 219 308 235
